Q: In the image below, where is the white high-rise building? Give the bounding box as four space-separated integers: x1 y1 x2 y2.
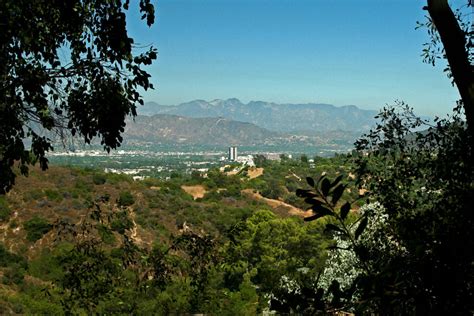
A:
228 146 237 161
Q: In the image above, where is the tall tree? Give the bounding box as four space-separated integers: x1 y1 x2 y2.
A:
0 0 157 193
425 0 473 134
297 1 474 314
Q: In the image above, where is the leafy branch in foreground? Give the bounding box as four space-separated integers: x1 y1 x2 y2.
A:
296 173 371 312
297 174 369 256
0 0 157 193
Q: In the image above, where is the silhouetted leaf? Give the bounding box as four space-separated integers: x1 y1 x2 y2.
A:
355 216 368 240
317 174 326 185
304 197 324 207
306 176 315 187
330 174 344 188
296 189 317 198
321 178 331 196
340 202 351 220
312 205 334 217
331 184 345 204
325 223 344 234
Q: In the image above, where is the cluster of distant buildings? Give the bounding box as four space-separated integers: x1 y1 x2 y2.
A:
227 146 255 166
228 146 238 161
228 146 299 167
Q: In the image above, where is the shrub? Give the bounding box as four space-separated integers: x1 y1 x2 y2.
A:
2 265 25 285
118 191 135 207
110 211 133 234
28 249 64 281
97 224 116 244
92 173 107 185
0 244 27 268
44 189 63 202
24 216 52 242
0 196 11 222
74 179 93 193
105 173 132 184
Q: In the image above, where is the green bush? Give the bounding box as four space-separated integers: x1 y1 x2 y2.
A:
110 211 133 234
105 173 132 184
23 216 52 242
0 247 27 286
2 265 25 285
97 224 116 244
28 249 64 281
118 191 135 207
44 189 63 202
74 179 93 193
92 173 107 185
0 244 27 269
0 196 11 221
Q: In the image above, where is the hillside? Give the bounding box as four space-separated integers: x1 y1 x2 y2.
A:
124 114 278 145
139 98 377 133
0 156 356 314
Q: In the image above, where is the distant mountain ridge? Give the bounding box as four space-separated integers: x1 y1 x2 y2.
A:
139 98 377 133
124 114 277 145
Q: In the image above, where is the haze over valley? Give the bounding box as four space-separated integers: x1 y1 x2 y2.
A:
47 98 376 177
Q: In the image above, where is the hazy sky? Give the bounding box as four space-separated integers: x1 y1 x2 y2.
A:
127 0 462 117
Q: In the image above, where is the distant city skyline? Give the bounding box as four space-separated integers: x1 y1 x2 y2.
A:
127 0 464 117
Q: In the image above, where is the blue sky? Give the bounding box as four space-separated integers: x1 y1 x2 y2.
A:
127 0 462 117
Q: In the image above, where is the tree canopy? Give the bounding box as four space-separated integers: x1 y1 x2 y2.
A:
423 0 474 137
0 0 157 193
296 1 474 313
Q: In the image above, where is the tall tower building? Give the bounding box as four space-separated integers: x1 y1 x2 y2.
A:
228 146 237 161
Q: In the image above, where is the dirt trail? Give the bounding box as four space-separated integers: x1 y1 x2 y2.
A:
0 211 20 251
241 189 312 218
247 167 264 179
129 209 139 242
127 206 154 248
181 185 207 200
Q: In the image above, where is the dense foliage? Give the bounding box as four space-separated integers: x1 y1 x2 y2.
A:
0 0 157 193
0 156 348 314
353 104 473 314
296 103 473 314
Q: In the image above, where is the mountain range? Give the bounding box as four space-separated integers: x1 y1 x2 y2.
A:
138 98 378 133
124 114 276 145
122 114 363 150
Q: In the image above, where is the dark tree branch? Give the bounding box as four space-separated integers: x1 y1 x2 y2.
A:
426 0 474 137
